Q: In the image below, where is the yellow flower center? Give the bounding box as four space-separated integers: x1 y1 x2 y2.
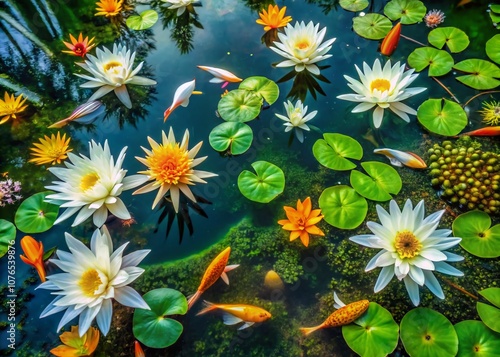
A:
394 230 422 259
146 143 192 185
79 269 103 297
104 61 122 71
295 40 310 50
290 108 303 126
80 172 100 191
370 79 391 93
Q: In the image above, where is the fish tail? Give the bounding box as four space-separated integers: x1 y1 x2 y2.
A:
187 291 202 310
196 300 217 316
163 108 172 122
48 118 68 129
299 324 323 336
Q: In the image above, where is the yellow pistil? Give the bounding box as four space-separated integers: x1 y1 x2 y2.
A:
104 61 122 71
296 40 310 50
370 79 391 93
80 172 100 191
145 143 193 185
394 230 422 259
479 100 500 126
79 269 102 297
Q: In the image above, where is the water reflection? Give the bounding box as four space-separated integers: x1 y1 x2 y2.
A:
277 66 331 102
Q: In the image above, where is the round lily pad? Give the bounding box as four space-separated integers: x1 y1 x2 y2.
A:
313 133 363 171
133 288 187 348
353 13 392 40
239 76 279 105
218 89 263 122
126 10 159 30
343 302 399 357
417 98 467 136
0 219 15 258
452 210 500 258
209 122 253 155
407 47 454 76
319 185 368 229
14 192 59 234
237 161 285 203
428 27 470 53
339 0 369 12
477 288 500 333
384 0 427 24
350 161 402 201
400 307 458 357
486 35 500 65
455 320 500 357
453 59 500 90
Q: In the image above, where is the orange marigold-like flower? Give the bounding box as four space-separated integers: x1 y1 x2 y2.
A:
95 0 124 17
278 197 324 247
256 4 292 32
0 92 28 125
62 33 96 57
29 132 72 166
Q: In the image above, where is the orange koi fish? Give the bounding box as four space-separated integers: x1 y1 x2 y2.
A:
187 247 239 309
380 22 401 56
300 292 369 336
374 148 427 169
49 100 104 128
134 340 145 357
461 126 500 137
197 301 272 330
20 235 46 282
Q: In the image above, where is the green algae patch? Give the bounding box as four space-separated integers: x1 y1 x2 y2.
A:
407 47 454 76
313 133 363 171
384 0 426 24
15 192 59 234
319 185 367 229
209 122 253 155
350 161 402 201
238 161 285 203
477 288 500 333
353 13 392 40
239 76 279 105
0 219 15 258
339 0 369 12
428 27 469 53
455 320 500 357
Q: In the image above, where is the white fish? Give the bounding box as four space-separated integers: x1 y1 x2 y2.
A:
197 65 242 84
163 79 201 122
374 148 427 169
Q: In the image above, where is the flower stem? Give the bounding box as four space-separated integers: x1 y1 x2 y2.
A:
442 277 478 300
432 77 460 104
463 90 500 108
400 34 426 47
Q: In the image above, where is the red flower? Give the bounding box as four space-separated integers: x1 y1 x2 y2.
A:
62 33 96 57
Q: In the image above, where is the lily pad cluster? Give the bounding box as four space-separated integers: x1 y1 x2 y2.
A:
476 288 500 334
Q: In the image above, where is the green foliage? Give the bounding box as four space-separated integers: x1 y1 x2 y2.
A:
339 0 369 12
218 89 263 122
453 59 500 90
407 47 454 76
209 122 253 155
313 133 363 171
353 13 392 40
0 219 15 258
126 10 159 30
417 98 468 136
14 192 59 234
350 161 402 201
428 27 470 53
455 320 500 357
237 161 285 203
384 0 426 24
477 288 500 333
319 185 368 229
238 76 279 105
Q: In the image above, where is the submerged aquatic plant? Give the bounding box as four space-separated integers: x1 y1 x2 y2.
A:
424 9 446 28
50 325 100 357
133 128 217 213
29 132 72 166
62 33 96 58
270 21 336 75
38 226 150 336
275 99 317 143
95 0 124 17
256 4 292 32
337 59 426 128
162 0 200 16
278 197 324 247
0 92 28 125
0 175 22 207
479 100 500 126
349 199 463 306
75 43 157 109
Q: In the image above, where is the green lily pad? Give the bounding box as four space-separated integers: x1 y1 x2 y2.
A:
343 302 399 357
239 76 279 105
15 192 59 234
400 307 458 357
452 210 500 258
407 47 454 76
384 0 426 24
133 288 187 348
238 161 285 203
428 27 470 53
313 133 363 171
339 0 369 12
350 161 402 201
319 185 368 229
417 98 468 136
486 35 500 65
453 59 500 90
0 219 15 258
491 4 500 13
477 288 500 333
209 122 253 155
353 13 392 40
218 89 263 122
455 320 500 357
126 10 159 30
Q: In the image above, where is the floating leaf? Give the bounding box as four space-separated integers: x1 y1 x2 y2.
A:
400 307 458 357
428 27 470 53
133 288 187 348
126 10 159 30
209 122 253 155
417 98 467 136
453 59 500 90
239 76 279 105
0 219 15 258
218 89 263 122
343 302 399 357
14 192 59 234
491 4 500 13
319 185 368 229
477 288 500 333
313 133 363 171
486 35 500 65
350 161 402 201
339 0 369 12
407 47 454 76
238 161 285 203
452 210 500 258
384 0 426 24
455 320 500 357
353 13 392 40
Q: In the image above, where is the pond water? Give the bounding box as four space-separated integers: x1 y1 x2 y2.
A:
1 0 500 356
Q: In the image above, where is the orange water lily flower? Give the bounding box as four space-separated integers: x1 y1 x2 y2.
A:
29 132 72 166
50 325 100 357
95 0 124 17
278 197 324 247
62 33 96 57
19 235 46 282
256 4 292 32
0 92 28 125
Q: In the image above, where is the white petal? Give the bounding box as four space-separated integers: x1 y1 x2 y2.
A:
403 276 421 306
96 299 113 336
374 266 394 292
114 286 150 309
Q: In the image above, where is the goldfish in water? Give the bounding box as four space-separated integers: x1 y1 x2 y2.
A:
197 301 272 330
163 79 202 122
380 22 401 56
49 100 105 128
461 126 500 137
187 247 239 309
134 340 145 357
300 292 369 336
374 148 427 169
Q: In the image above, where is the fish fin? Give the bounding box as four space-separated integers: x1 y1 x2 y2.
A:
196 300 216 316
389 157 403 167
221 81 229 88
222 312 243 325
181 98 190 107
48 119 69 129
333 291 345 309
406 152 427 168
163 107 173 122
73 105 105 124
209 78 224 83
238 322 255 330
220 272 229 285
299 325 323 336
224 264 239 272
188 291 202 310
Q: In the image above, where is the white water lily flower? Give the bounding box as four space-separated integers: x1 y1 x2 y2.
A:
336 59 426 128
38 226 150 336
162 0 200 16
75 43 156 109
45 140 148 227
270 21 336 75
349 199 463 306
275 100 317 143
